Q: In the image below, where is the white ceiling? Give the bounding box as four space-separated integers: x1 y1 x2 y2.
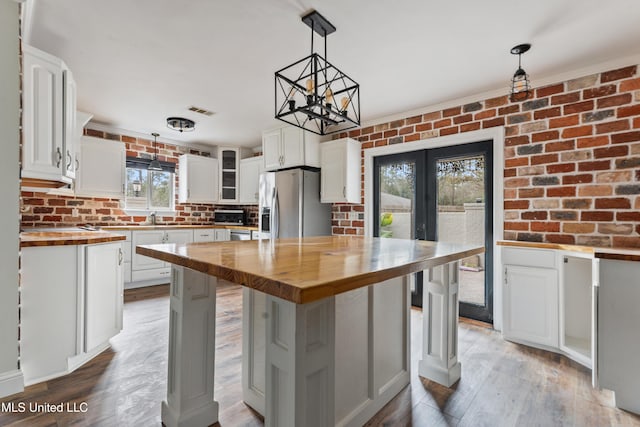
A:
28 0 640 148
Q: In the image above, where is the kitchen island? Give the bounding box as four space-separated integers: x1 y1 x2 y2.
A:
137 236 484 427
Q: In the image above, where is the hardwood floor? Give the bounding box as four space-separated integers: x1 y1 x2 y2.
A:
1 282 639 426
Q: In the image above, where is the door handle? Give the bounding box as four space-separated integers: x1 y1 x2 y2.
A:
75 159 79 171
66 150 72 170
55 147 62 167
118 248 123 266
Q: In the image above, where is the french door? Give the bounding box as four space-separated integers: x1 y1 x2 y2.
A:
373 141 493 323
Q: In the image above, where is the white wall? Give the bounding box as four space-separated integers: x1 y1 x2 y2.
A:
0 0 23 397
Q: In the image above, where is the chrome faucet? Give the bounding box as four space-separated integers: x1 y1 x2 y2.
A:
149 212 157 225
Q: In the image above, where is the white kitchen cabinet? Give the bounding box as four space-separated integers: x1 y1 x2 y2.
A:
502 247 559 348
560 255 593 367
130 229 193 286
22 44 77 184
262 126 320 171
85 243 123 353
320 138 361 203
178 154 218 204
193 228 230 242
219 147 240 203
239 156 263 204
63 70 77 181
75 136 125 198
215 229 231 241
131 230 166 272
112 230 132 283
21 241 124 385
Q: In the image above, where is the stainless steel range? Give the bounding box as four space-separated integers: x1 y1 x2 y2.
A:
213 209 245 225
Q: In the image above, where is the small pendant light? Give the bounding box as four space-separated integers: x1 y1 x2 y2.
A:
148 132 163 171
510 43 532 102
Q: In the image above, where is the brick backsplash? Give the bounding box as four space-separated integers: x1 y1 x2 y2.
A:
331 65 640 248
20 129 258 228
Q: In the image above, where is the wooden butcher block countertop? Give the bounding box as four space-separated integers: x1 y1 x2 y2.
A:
498 240 640 262
137 236 484 304
20 230 126 247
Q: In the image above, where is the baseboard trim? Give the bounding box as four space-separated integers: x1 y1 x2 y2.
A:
0 369 24 398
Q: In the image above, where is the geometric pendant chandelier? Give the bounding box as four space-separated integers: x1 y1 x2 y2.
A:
275 10 360 136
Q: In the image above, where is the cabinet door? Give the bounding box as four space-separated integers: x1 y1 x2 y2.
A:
165 229 194 245
193 229 217 243
320 142 346 203
85 243 123 352
239 157 262 204
215 229 231 241
219 148 239 202
131 230 166 270
22 46 65 181
262 129 282 171
63 69 77 181
76 137 126 198
179 155 218 203
503 265 559 347
281 126 304 168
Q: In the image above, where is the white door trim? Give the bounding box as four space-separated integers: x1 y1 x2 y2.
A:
363 127 505 330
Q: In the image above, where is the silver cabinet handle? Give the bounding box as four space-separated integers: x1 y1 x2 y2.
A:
343 186 346 198
75 159 79 171
118 248 123 265
66 150 72 170
55 147 62 167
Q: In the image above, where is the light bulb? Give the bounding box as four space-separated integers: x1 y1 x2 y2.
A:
306 79 314 94
325 89 334 103
341 96 350 110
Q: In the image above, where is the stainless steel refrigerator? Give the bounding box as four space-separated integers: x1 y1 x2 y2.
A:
258 168 331 239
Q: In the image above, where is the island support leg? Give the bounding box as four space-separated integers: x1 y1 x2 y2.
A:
264 295 336 427
419 261 461 387
162 266 219 427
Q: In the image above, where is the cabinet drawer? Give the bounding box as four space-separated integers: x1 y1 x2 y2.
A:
502 247 556 269
131 267 171 282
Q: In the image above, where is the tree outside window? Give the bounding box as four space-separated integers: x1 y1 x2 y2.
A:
125 167 174 211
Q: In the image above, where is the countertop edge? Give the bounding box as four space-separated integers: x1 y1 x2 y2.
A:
137 243 485 304
21 234 126 248
498 240 640 259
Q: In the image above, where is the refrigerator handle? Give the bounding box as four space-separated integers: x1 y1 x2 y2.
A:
272 187 279 239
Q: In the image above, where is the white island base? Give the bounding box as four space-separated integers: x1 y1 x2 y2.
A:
160 263 462 427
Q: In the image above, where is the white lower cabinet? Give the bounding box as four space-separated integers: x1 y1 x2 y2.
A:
85 243 124 352
21 241 124 386
194 228 231 242
503 265 559 348
130 229 194 287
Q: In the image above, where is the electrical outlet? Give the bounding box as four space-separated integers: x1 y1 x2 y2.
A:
348 211 358 220
72 208 79 217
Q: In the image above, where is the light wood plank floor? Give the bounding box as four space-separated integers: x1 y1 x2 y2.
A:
1 282 639 426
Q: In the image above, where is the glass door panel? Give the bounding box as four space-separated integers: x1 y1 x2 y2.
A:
436 155 486 307
373 152 426 306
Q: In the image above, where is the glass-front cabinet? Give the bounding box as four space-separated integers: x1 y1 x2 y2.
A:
219 147 239 203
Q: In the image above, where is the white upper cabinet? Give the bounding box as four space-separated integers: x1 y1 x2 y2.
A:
239 156 263 204
219 147 240 203
320 138 361 203
22 44 75 183
262 126 319 171
75 136 125 199
178 154 218 204
62 70 77 181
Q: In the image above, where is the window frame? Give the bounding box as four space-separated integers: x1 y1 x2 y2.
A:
124 165 176 214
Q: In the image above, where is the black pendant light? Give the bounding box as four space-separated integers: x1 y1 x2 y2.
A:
510 43 532 102
166 117 195 133
148 132 163 171
275 10 360 136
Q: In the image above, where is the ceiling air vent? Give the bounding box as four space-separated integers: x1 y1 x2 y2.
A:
188 106 215 116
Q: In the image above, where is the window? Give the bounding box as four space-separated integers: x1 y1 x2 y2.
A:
125 158 175 212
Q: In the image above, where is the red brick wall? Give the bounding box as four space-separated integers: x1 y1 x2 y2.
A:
332 65 640 248
20 128 259 228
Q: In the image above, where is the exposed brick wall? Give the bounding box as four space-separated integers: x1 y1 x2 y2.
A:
332 65 640 248
20 128 258 228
